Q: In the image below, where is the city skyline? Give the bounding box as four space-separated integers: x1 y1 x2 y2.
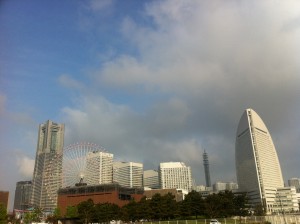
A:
1 0 300 212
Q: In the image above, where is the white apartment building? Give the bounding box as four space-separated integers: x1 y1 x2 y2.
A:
272 186 299 213
143 170 159 189
113 161 143 188
85 151 113 185
159 162 192 192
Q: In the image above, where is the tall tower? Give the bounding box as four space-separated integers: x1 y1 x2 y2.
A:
113 161 143 188
31 120 64 211
85 151 113 185
159 162 192 192
235 109 284 211
203 150 211 187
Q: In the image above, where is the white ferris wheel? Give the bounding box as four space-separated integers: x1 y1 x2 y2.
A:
61 142 107 187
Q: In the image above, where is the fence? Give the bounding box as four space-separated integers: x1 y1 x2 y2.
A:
135 215 300 224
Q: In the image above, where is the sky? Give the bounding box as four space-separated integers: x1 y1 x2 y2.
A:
1 0 300 211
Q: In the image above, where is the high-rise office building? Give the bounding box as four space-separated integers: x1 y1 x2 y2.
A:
85 151 113 185
31 120 64 212
13 181 32 210
235 108 284 212
113 161 143 188
203 150 211 187
143 170 159 189
159 162 192 192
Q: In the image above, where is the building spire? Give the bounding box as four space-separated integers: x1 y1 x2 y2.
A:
203 149 211 187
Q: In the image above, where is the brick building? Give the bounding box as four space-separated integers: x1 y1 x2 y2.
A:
57 183 144 216
0 191 9 211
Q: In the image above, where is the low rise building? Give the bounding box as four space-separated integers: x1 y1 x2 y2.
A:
143 188 187 202
57 183 144 216
273 186 299 213
0 191 9 211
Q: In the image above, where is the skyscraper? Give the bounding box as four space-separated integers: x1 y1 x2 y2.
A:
235 108 284 211
203 150 211 187
85 151 113 185
159 162 192 192
113 161 143 188
14 181 32 210
31 120 64 211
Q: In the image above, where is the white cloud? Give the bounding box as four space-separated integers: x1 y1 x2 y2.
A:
58 74 85 90
62 0 300 184
16 155 35 178
95 0 300 98
88 0 114 12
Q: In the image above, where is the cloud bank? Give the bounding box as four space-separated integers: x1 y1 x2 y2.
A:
60 0 300 184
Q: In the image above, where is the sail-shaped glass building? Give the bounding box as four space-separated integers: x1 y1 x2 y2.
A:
235 108 284 212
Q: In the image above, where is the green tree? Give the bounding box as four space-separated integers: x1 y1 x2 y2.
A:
233 193 249 220
23 212 33 224
178 200 189 218
65 205 78 218
205 193 222 218
46 207 62 224
218 191 235 217
0 203 7 224
94 203 120 223
135 196 151 221
23 207 43 224
149 193 163 220
182 190 204 219
160 193 178 220
77 199 95 224
253 203 265 216
120 200 139 222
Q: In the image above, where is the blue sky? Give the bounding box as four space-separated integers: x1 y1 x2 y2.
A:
1 0 300 211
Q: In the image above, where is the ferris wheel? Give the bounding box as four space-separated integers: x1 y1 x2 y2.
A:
61 142 107 187
42 142 107 210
